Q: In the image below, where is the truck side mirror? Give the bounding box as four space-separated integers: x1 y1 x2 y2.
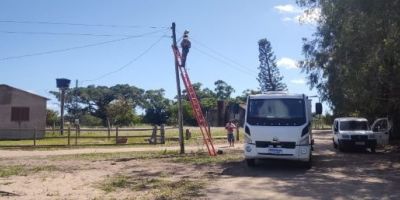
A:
315 103 322 115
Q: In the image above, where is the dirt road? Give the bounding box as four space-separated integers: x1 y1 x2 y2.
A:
205 130 400 200
0 130 399 199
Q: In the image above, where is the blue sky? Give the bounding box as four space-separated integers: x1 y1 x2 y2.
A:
0 0 324 111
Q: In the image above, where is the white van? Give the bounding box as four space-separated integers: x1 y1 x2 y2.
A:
332 117 377 152
243 92 321 168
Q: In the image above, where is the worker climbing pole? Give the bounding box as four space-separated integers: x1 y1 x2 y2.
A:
171 23 216 156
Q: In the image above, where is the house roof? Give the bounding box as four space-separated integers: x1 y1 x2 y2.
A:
0 84 49 100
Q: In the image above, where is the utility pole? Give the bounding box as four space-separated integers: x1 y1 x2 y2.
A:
172 22 185 154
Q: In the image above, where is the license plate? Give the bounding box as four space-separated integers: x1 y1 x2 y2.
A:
268 148 282 154
355 141 365 145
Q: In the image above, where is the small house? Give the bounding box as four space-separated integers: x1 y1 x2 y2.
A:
0 84 48 139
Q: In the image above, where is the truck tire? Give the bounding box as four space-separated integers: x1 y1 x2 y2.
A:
338 141 345 152
333 140 338 149
246 159 256 167
370 146 376 153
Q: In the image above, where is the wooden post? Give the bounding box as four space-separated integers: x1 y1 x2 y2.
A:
107 119 111 139
33 128 36 146
152 125 158 144
160 124 165 144
185 129 191 140
172 22 185 154
236 123 240 141
115 127 119 144
75 126 78 145
52 122 55 134
67 127 71 146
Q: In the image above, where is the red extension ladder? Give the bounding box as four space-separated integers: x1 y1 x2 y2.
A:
172 46 217 156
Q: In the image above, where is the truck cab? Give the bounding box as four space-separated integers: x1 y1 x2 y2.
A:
243 92 321 168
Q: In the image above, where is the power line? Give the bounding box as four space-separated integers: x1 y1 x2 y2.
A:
0 30 169 37
81 34 167 84
191 37 259 74
192 46 257 78
0 28 168 62
0 20 168 29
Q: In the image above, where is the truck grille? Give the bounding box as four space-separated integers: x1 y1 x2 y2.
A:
255 141 296 149
350 135 368 141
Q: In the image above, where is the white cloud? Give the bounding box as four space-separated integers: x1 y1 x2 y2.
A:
277 57 298 69
290 79 306 84
274 4 321 25
274 4 302 14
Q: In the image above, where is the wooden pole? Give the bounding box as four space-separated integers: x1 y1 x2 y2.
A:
160 124 165 144
115 127 119 144
152 125 158 145
60 89 65 135
33 128 36 146
67 127 71 146
172 22 184 154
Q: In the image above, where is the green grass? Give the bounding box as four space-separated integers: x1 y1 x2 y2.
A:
0 165 58 177
0 126 243 148
99 175 205 199
49 150 180 161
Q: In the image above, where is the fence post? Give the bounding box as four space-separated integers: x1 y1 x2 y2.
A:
107 124 111 140
115 127 119 144
151 125 157 144
160 124 165 144
185 129 191 140
75 126 78 146
236 123 240 142
67 127 71 146
33 128 36 146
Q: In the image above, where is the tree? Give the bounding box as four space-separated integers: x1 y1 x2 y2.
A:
46 109 59 127
257 38 287 92
106 98 136 127
50 84 145 126
214 80 235 100
298 0 400 138
142 89 171 125
236 89 261 103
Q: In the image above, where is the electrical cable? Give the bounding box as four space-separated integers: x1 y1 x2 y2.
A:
0 30 167 37
191 37 259 74
192 46 257 78
0 28 168 62
0 20 168 29
81 33 167 84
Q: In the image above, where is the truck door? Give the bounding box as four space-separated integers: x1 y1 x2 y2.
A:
371 118 390 146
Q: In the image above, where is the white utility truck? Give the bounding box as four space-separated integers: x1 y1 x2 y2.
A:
243 92 321 167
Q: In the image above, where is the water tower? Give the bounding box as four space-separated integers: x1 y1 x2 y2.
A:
56 78 70 135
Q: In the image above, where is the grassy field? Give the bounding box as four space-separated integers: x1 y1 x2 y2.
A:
0 126 244 147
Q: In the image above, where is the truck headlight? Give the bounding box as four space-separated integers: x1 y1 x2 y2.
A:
245 145 252 152
244 136 252 144
341 134 350 139
299 137 310 145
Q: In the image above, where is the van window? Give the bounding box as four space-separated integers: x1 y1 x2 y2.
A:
247 98 306 126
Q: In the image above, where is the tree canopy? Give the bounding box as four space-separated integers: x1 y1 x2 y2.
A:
298 0 400 137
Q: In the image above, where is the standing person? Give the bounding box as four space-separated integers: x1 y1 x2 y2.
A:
225 120 236 147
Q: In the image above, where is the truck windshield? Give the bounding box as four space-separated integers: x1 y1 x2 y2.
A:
340 121 369 131
246 98 306 126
